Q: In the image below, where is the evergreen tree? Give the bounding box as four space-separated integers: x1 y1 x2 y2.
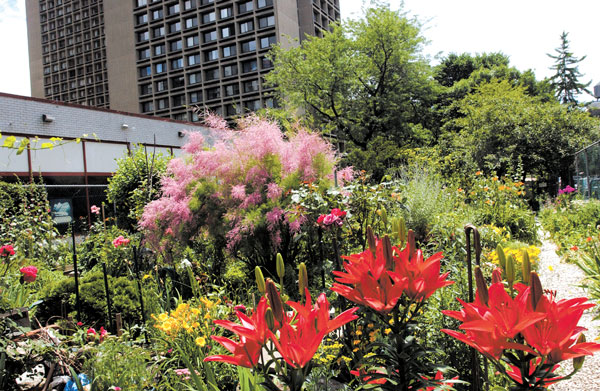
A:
548 31 590 104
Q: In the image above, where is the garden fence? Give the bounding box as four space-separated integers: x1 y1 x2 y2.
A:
573 139 600 199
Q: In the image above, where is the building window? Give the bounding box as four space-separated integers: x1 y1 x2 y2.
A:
243 79 259 93
185 17 198 29
136 13 148 25
223 64 237 77
184 0 196 10
142 101 154 112
151 8 163 20
155 79 167 91
189 91 201 103
186 35 199 47
205 68 220 81
224 83 239 96
257 0 273 8
188 71 201 84
171 58 184 70
245 99 261 111
238 1 253 13
140 83 153 95
202 11 216 24
226 104 240 116
203 30 217 43
242 59 257 73
155 62 166 73
222 44 236 57
221 25 234 39
154 44 166 55
137 0 148 7
205 49 218 61
172 75 185 88
170 39 183 51
138 48 151 59
241 40 256 53
239 20 253 34
156 97 169 110
172 94 185 107
261 56 273 69
153 26 164 38
169 21 181 34
206 87 220 100
200 0 215 5
258 15 275 28
138 30 149 42
220 7 232 19
139 65 151 77
187 54 201 66
260 35 276 49
168 3 180 15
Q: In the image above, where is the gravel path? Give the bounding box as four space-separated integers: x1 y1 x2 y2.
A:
537 230 600 391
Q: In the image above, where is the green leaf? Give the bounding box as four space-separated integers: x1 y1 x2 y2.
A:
68 367 85 391
3 135 16 148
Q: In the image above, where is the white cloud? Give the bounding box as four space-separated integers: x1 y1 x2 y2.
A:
0 0 31 96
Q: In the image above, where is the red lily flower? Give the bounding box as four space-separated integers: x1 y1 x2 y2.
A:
505 358 562 387
271 290 358 368
331 239 406 314
389 239 454 301
350 368 387 384
442 283 546 359
518 287 600 363
204 297 273 368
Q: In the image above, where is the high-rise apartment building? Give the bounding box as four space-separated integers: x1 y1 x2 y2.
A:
26 0 340 121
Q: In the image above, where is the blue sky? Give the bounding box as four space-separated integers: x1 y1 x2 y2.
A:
1 0 598 99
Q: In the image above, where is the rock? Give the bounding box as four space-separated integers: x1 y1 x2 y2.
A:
15 364 45 390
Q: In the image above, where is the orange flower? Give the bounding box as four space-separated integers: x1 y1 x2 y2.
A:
571 246 579 251
492 177 498 181
457 188 464 192
586 237 592 243
475 171 482 176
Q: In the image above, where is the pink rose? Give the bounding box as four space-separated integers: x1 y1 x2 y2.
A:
0 244 15 257
20 266 38 283
112 236 130 248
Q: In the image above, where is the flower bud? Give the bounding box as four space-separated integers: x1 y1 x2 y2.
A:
573 334 587 371
265 308 276 331
366 226 377 256
492 268 503 285
298 262 308 297
522 249 531 284
276 253 285 280
255 266 265 294
506 254 515 288
398 216 407 247
407 229 416 261
265 279 284 325
380 207 388 227
474 267 489 306
382 235 394 270
496 244 506 270
529 272 544 311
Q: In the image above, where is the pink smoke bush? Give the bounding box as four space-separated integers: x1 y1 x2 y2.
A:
140 114 352 253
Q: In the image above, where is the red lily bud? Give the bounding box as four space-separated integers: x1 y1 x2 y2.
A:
407 230 416 261
382 235 394 270
491 268 503 285
529 272 543 311
474 267 489 306
265 279 284 324
366 226 377 256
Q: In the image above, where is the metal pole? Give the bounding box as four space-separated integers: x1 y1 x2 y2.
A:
71 224 81 321
585 148 591 199
102 263 113 333
133 246 148 343
464 224 483 391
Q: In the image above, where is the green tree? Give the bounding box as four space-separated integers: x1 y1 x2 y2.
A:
443 79 599 192
265 4 437 152
106 146 170 231
548 31 591 104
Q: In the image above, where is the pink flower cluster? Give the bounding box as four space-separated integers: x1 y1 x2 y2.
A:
112 236 130 248
20 266 38 283
90 205 100 215
317 208 347 228
140 114 351 252
558 185 576 195
0 244 15 257
87 326 108 342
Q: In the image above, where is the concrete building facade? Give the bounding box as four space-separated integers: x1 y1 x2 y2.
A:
26 0 340 121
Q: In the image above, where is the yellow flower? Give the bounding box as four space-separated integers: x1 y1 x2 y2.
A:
355 330 363 336
384 328 392 335
548 265 554 272
142 274 152 280
492 177 498 181
195 336 206 347
353 340 361 345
